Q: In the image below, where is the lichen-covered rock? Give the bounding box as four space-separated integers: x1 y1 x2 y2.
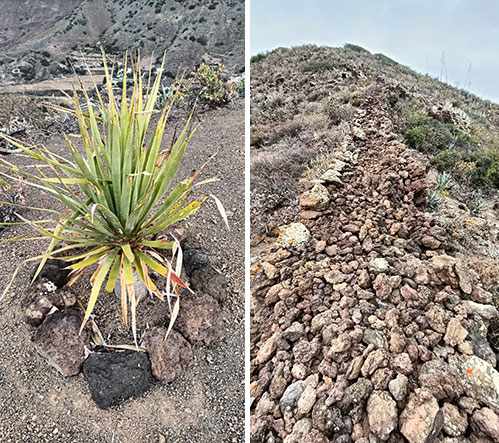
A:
300 184 330 211
277 223 311 248
448 355 499 413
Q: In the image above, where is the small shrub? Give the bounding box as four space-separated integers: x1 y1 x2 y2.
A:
250 52 267 63
434 149 462 171
196 36 207 46
344 43 370 54
320 95 355 124
349 97 363 107
404 112 472 154
183 63 237 107
465 149 499 189
300 58 335 73
19 65 35 81
374 53 397 65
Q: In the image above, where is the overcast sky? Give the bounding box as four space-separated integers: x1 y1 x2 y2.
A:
251 0 499 103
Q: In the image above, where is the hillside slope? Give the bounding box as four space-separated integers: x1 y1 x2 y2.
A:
250 45 499 442
0 0 244 85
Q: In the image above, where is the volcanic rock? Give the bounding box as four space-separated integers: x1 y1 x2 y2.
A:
174 292 224 346
142 328 192 382
82 350 151 409
32 309 90 376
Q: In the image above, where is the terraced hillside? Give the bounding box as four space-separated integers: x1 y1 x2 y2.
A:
0 0 244 86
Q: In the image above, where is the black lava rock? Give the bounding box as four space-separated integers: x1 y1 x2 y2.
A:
82 350 152 409
32 258 71 288
183 241 229 302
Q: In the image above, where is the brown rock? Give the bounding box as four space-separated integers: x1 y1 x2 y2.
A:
32 309 90 376
418 359 464 401
296 384 317 416
421 235 441 249
143 328 192 382
367 390 398 440
261 261 279 279
444 318 468 347
361 349 389 377
358 269 371 288
390 353 413 375
175 292 224 346
330 333 352 354
373 273 401 300
471 407 499 441
25 296 53 327
400 388 443 443
425 304 449 334
255 334 277 365
301 210 321 219
441 403 468 437
300 184 329 211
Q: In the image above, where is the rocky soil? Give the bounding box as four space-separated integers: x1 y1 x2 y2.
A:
0 99 245 442
250 46 499 443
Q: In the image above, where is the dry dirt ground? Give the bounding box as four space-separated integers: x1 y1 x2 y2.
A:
0 99 245 442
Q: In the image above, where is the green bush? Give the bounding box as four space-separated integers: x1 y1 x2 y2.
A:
250 52 267 63
465 150 499 188
404 112 472 153
196 36 207 46
434 149 462 171
19 65 35 81
300 58 335 73
344 43 370 54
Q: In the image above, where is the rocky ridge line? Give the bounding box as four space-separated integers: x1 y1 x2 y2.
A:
250 82 499 443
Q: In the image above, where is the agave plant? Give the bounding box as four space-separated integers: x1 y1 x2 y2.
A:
0 51 219 344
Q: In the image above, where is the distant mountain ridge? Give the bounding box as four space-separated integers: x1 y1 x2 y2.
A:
0 0 244 85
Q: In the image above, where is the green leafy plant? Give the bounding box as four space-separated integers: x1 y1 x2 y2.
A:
404 112 472 154
0 51 221 344
156 84 185 110
427 172 452 210
183 63 237 107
